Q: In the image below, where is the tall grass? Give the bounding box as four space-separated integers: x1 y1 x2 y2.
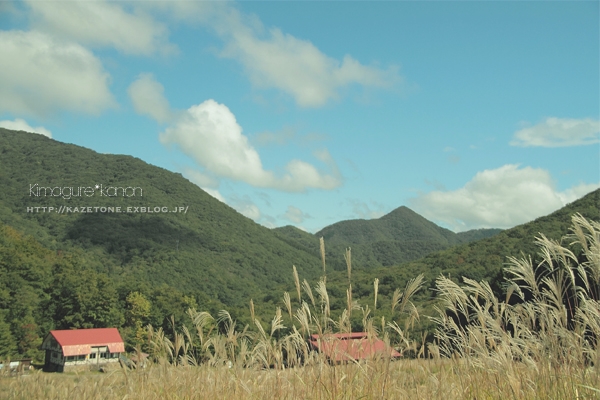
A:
1 213 598 399
430 213 600 396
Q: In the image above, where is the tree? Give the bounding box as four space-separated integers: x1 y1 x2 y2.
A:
46 258 123 329
0 310 16 359
126 291 151 348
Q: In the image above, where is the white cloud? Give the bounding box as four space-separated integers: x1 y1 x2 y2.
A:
0 30 115 117
511 117 600 147
229 195 261 221
180 166 227 204
181 167 225 204
182 167 219 189
282 205 310 224
211 6 400 107
25 0 175 56
0 118 52 138
410 164 599 232
160 99 273 184
128 73 173 124
202 187 226 204
159 99 342 192
349 199 387 220
260 214 277 229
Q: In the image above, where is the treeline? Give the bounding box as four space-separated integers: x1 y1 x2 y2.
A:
0 129 328 339
277 206 503 271
0 223 225 360
1 130 598 362
1 182 598 360
321 188 600 335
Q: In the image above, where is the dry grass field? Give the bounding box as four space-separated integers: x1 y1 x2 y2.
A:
2 214 599 399
1 357 597 400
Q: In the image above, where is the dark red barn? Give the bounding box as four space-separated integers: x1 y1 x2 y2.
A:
309 332 401 363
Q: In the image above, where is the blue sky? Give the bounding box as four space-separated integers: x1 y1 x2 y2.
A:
1 0 598 233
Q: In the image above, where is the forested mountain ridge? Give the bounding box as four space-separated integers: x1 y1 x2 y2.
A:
317 206 459 247
0 129 325 292
0 128 330 359
1 128 597 361
327 188 600 317
272 189 599 337
274 204 502 270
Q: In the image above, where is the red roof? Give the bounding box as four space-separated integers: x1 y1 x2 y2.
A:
47 328 125 356
310 333 401 362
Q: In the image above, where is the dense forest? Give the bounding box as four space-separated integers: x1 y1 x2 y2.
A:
0 128 598 361
271 208 501 272
0 129 321 359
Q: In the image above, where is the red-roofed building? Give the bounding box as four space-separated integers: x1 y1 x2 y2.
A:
309 332 401 363
41 328 124 372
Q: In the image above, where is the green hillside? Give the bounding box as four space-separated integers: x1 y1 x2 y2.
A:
325 188 600 317
0 129 329 358
318 207 456 248
283 205 503 270
1 128 597 361
455 227 503 243
402 188 600 285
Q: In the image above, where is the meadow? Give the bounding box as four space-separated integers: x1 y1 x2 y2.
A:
1 213 599 399
2 357 596 399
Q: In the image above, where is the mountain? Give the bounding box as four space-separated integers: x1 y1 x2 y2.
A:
1 128 596 360
456 228 504 242
275 205 503 270
0 129 324 330
318 206 459 245
330 188 600 314
269 189 599 338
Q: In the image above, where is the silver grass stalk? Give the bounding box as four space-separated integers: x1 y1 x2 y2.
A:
283 292 293 320
302 279 316 307
270 307 285 337
293 265 302 304
320 236 326 284
315 279 331 329
346 284 353 319
345 247 352 284
294 301 312 336
392 274 425 316
374 278 379 310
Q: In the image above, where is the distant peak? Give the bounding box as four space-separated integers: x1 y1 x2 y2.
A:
380 205 416 219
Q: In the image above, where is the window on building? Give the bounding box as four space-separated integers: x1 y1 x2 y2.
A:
90 353 96 359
